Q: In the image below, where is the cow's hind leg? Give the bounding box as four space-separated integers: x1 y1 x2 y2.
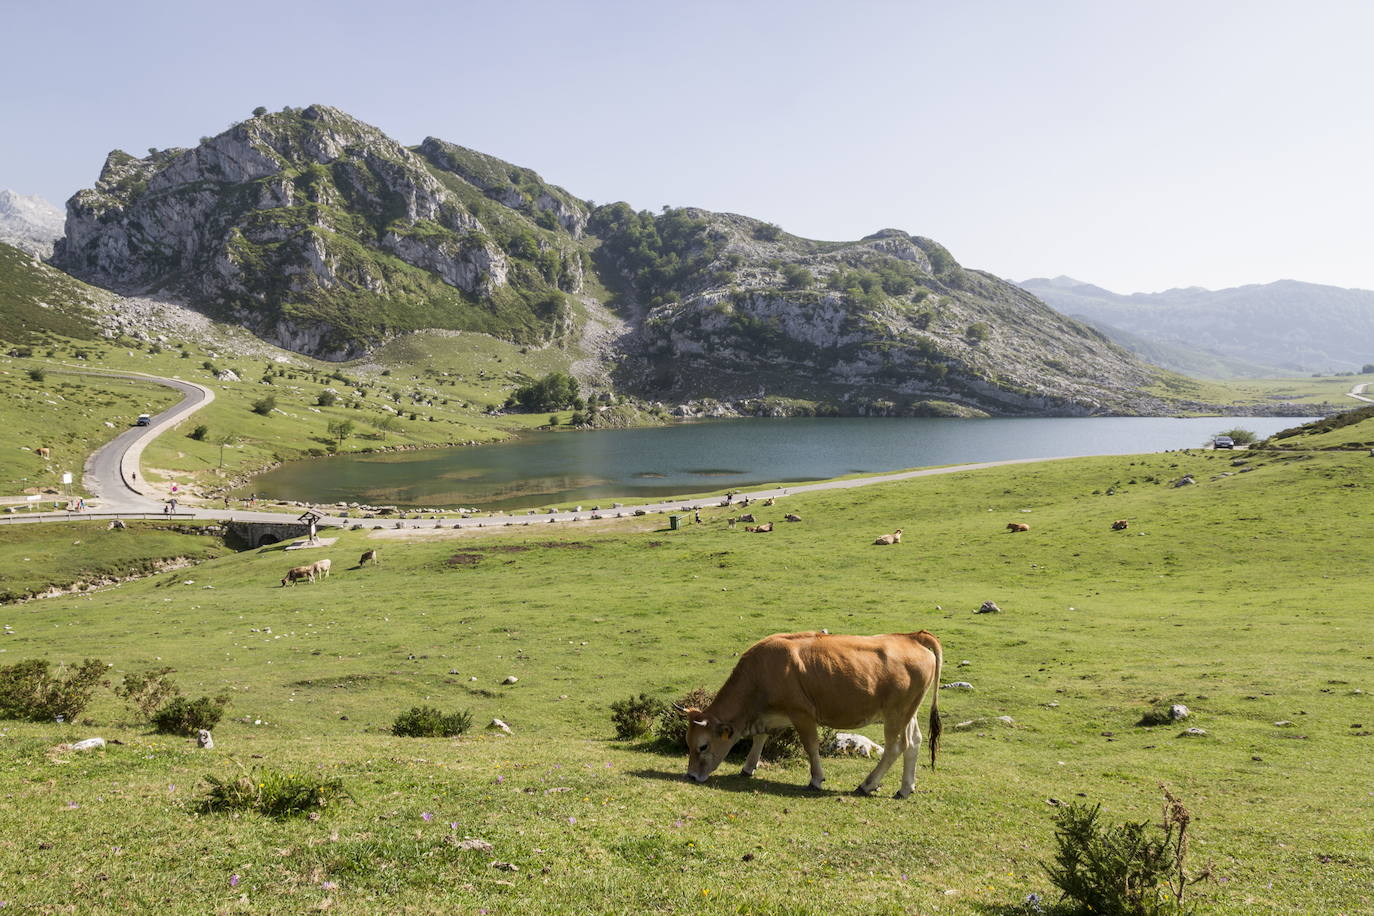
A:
856 718 907 796
895 715 923 798
739 734 767 777
793 720 825 790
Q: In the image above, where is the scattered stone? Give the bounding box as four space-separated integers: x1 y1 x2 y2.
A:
71 737 106 751
454 838 493 852
107 519 126 530
1179 727 1208 737
1173 475 1196 487
1274 720 1295 727
196 729 214 749
940 681 974 690
823 732 883 758
449 669 459 675
976 601 1001 614
1169 704 1190 721
487 718 513 735
501 676 518 685
958 660 971 667
995 716 1015 725
490 861 518 871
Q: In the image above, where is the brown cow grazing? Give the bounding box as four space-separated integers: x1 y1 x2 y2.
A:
310 558 332 579
873 528 903 545
281 565 315 586
1006 522 1030 532
1112 519 1129 530
36 447 51 460
682 630 943 797
784 513 802 522
359 549 380 566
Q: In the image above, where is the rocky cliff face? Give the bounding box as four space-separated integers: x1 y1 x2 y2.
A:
53 105 1166 415
54 105 580 358
0 190 64 258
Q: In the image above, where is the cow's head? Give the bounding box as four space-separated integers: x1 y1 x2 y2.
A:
680 706 739 783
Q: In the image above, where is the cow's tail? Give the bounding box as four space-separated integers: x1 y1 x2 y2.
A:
915 630 943 770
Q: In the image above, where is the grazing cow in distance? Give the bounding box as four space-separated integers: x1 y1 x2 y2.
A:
681 629 943 797
784 513 802 522
1006 522 1030 532
281 565 315 586
359 549 380 566
310 558 332 579
738 513 757 524
873 529 903 545
1112 519 1129 530
36 447 51 460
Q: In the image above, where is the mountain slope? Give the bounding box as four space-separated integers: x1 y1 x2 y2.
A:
1021 275 1374 376
0 190 64 258
50 105 1167 416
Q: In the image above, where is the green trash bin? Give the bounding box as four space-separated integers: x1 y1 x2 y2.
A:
669 514 685 530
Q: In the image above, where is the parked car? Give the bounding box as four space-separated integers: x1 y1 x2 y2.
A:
1213 435 1235 449
135 414 152 427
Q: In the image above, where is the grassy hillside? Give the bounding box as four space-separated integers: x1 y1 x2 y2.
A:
0 443 1368 912
0 519 227 601
0 241 104 343
0 330 576 500
0 364 179 496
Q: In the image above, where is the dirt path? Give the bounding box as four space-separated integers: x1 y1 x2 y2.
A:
1346 382 1373 404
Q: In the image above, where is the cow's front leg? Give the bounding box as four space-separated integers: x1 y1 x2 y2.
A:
739 734 767 777
794 720 825 790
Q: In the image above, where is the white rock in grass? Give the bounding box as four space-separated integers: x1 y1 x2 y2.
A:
1179 727 1208 737
454 838 493 851
1168 704 1190 721
501 676 518 685
940 681 974 690
71 737 105 751
197 729 214 749
488 718 512 735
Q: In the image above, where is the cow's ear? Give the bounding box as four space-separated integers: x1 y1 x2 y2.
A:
717 724 733 741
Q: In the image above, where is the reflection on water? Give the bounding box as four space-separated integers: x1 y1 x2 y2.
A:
240 415 1314 510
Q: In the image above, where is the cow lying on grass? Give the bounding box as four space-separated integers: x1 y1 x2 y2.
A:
873 529 903 545
1006 522 1030 532
680 629 942 798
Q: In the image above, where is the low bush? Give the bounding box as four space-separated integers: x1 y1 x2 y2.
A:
0 658 106 721
391 705 472 737
151 694 229 735
115 667 181 719
188 424 209 441
610 693 667 739
251 395 276 416
1042 787 1206 915
195 767 350 818
27 368 45 382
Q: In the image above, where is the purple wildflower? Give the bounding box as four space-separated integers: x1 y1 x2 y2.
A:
421 812 433 822
229 875 239 887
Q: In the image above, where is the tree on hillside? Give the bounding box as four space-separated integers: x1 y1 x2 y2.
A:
782 264 813 289
327 419 355 449
1212 427 1258 446
1362 363 1374 374
508 372 582 412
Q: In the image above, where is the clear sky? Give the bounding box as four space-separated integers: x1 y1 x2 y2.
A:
4 0 1372 294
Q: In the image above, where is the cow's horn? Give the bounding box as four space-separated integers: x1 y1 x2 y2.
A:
692 718 709 728
671 702 687 715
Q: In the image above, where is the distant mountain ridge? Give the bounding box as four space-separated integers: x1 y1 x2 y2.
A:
48 104 1171 416
0 189 64 258
1020 275 1374 376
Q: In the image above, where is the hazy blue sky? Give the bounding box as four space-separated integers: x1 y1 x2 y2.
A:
4 0 1371 293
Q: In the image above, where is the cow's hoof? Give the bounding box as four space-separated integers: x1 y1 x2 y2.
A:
806 782 825 792
853 785 878 797
893 788 913 799
738 768 756 778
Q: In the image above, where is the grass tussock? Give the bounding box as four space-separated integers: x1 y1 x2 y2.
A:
195 765 350 819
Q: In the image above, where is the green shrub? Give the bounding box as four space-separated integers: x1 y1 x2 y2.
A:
27 368 45 382
391 705 472 737
195 767 350 818
251 395 276 415
115 667 181 719
0 658 106 721
151 694 229 735
610 693 668 739
188 424 209 441
1042 788 1204 915
316 390 338 406
1213 427 1257 446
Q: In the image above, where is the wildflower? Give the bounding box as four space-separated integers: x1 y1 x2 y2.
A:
421 812 433 822
229 875 239 887
568 816 576 825
495 775 504 783
450 822 459 830
322 881 338 891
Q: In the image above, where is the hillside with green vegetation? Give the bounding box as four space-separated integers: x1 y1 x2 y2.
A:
0 241 105 343
49 104 1181 417
0 431 1368 912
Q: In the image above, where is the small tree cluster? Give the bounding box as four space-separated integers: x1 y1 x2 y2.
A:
0 658 106 721
509 372 581 412
251 395 276 416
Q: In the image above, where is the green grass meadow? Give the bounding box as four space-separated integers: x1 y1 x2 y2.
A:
1 439 1371 913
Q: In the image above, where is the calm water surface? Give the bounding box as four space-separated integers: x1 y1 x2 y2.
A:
241 416 1313 510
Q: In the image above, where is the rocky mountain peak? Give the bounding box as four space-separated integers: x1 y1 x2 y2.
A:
0 189 64 258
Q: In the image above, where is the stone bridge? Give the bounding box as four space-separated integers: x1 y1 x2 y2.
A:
226 519 322 548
